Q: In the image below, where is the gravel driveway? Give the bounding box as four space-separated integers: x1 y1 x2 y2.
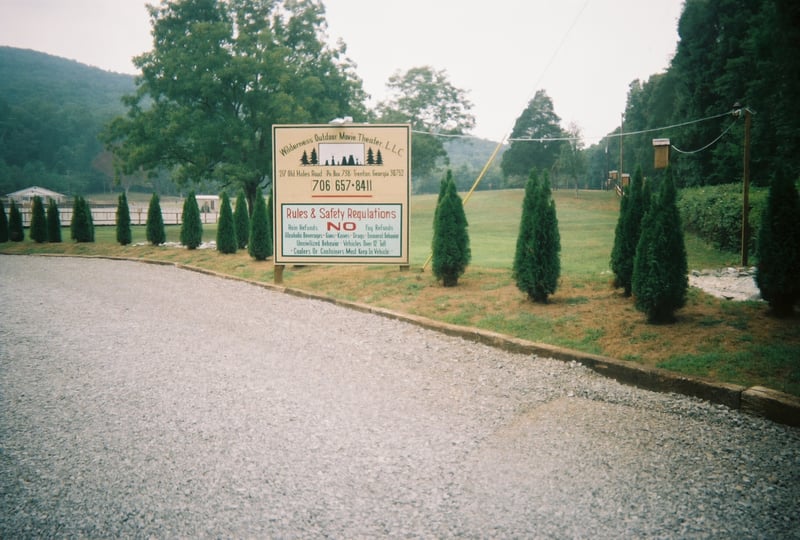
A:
1 255 798 538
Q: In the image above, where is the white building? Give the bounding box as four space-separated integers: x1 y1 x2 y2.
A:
6 186 66 205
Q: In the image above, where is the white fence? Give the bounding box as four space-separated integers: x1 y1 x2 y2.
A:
11 205 220 227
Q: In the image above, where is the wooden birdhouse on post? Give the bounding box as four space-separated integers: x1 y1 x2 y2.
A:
652 138 670 169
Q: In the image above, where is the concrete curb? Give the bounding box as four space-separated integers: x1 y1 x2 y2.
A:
12 254 800 428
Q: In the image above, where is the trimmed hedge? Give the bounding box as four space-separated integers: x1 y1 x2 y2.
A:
677 183 766 256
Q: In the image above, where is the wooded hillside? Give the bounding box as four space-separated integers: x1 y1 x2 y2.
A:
0 47 134 196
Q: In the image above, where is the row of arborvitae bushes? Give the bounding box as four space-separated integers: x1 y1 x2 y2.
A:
611 167 690 323
119 188 274 260
0 188 274 261
677 183 768 256
615 168 800 318
430 167 561 309
0 195 94 243
433 164 695 323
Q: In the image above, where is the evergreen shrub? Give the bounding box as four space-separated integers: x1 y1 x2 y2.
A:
632 168 688 323
47 198 61 242
432 170 470 287
755 172 800 317
8 200 24 242
513 169 560 303
180 191 203 249
611 167 647 296
29 196 47 243
234 190 249 249
146 193 166 246
70 196 94 242
116 192 132 246
248 187 271 261
216 192 237 254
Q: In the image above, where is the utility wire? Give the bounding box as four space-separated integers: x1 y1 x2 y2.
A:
508 109 738 142
670 118 739 154
422 0 591 271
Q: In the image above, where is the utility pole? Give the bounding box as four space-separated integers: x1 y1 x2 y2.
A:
741 107 752 266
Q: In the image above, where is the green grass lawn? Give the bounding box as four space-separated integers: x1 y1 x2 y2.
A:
412 189 738 272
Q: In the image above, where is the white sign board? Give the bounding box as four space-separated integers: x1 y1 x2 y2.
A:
272 124 411 265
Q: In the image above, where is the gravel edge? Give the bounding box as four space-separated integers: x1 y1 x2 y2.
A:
22 252 798 428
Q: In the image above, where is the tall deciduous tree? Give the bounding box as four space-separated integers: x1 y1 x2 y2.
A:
180 191 203 249
502 90 566 187
755 171 800 317
104 0 366 212
375 66 475 192
47 198 61 242
632 168 688 323
248 186 271 261
146 193 166 246
233 190 249 249
216 191 237 254
29 195 47 243
513 169 561 303
116 191 132 246
431 170 470 286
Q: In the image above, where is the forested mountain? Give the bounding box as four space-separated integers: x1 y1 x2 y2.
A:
0 47 135 196
586 0 800 188
441 137 506 193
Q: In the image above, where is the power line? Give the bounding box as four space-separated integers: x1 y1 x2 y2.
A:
421 0 591 271
507 109 738 143
603 109 736 139
670 118 738 154
417 108 743 148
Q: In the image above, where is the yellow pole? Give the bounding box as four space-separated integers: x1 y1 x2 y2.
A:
422 137 507 271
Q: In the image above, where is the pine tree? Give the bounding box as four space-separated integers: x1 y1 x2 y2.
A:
0 200 9 242
8 200 24 242
248 187 272 260
432 170 470 287
216 191 237 254
180 191 203 249
755 171 800 317
70 196 94 242
632 168 688 323
116 192 132 246
611 166 646 296
29 196 47 243
234 190 250 249
47 198 61 242
146 193 166 246
513 169 561 303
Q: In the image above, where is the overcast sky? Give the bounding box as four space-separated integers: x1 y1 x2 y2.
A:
0 0 684 143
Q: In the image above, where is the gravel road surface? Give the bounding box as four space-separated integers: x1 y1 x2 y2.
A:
1 255 798 538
